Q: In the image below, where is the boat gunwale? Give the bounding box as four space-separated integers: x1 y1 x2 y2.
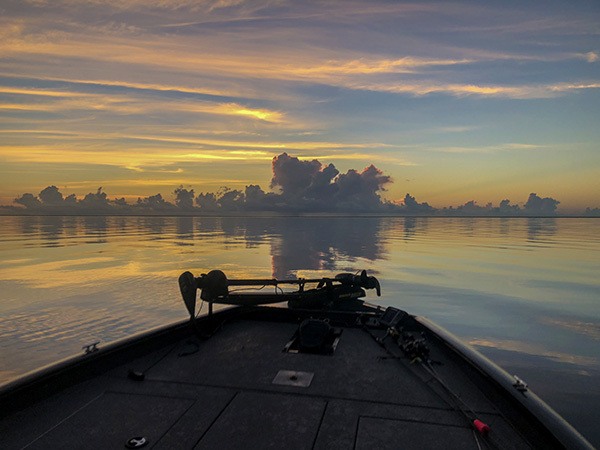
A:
415 315 594 450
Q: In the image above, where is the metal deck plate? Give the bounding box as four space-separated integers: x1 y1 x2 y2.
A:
272 369 314 387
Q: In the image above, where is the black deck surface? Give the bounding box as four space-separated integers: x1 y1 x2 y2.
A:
0 316 531 449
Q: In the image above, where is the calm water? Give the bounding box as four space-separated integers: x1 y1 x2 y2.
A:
1 215 599 445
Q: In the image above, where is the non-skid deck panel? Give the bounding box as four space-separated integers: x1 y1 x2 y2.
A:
139 319 498 412
24 391 195 450
313 398 529 450
356 417 478 450
1 316 531 449
194 391 326 450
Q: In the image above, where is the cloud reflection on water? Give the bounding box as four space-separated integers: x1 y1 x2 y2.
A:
468 338 599 367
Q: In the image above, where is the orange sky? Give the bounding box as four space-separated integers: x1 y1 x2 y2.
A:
1 1 599 212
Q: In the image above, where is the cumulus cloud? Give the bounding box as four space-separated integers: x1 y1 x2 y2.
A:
399 193 434 214
6 153 566 216
195 192 219 211
270 153 326 198
524 193 560 215
8 153 394 214
584 207 600 217
14 193 41 209
435 195 559 216
38 185 65 205
136 193 175 212
269 153 390 212
174 186 195 210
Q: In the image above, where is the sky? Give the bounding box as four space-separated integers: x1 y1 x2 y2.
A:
1 0 599 213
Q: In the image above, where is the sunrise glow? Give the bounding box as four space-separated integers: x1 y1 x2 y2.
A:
1 1 598 213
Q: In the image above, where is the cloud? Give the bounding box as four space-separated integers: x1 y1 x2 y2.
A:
524 193 560 215
428 142 546 154
9 153 395 214
174 186 195 209
0 85 284 122
583 51 598 63
4 8 598 104
7 153 568 216
13 193 41 209
270 152 329 196
398 194 434 214
348 81 600 99
2 171 568 216
269 153 392 212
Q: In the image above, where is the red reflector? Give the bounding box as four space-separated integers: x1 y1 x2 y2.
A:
473 419 491 435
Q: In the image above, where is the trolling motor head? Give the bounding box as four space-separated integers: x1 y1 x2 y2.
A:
198 270 229 301
178 270 230 318
335 270 381 296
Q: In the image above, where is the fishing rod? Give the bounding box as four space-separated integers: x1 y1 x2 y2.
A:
362 310 508 450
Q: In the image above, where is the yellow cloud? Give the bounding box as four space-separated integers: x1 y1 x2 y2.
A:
0 84 285 122
0 135 414 169
233 107 282 122
0 86 90 97
0 73 240 99
4 25 597 101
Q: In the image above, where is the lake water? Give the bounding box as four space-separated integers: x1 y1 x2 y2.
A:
0 215 599 445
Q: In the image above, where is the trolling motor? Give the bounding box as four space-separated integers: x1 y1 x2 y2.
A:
334 270 381 296
178 269 381 319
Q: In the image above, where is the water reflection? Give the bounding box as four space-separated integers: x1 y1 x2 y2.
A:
527 217 557 242
400 216 431 241
40 216 64 247
7 215 568 278
403 216 417 240
268 217 385 278
176 217 194 245
19 215 40 236
83 216 108 244
195 217 225 238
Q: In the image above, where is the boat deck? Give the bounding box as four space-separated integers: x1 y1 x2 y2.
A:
0 308 547 449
